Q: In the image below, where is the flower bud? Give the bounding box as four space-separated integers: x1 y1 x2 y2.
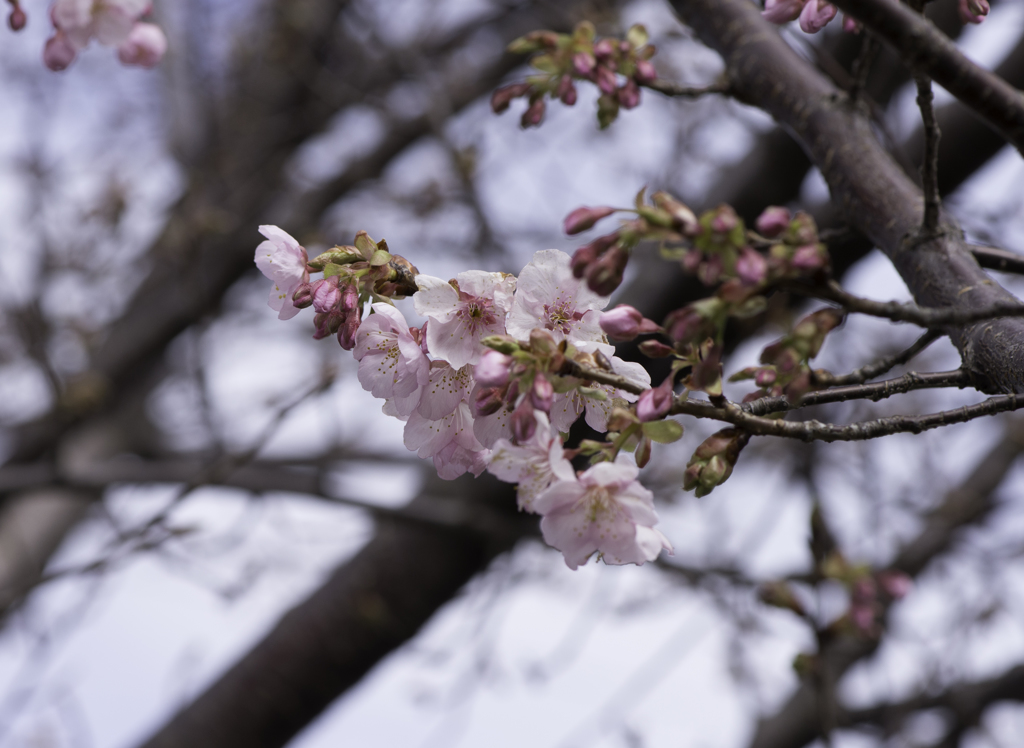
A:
593 38 615 60
584 245 628 295
311 276 342 313
736 247 768 287
480 334 519 355
635 434 652 468
634 59 656 84
43 31 77 71
755 368 777 387
696 254 723 286
755 206 791 238
337 312 360 350
313 310 344 340
512 398 537 442
791 244 826 272
959 0 989 23
638 340 676 358
291 282 314 309
877 570 912 600
531 375 554 412
596 65 618 95
617 79 641 109
340 282 359 312
473 385 506 417
600 305 643 341
491 83 532 114
477 350 513 387
842 14 861 33
636 375 674 422
652 192 699 236
564 206 616 235
521 98 545 128
709 204 740 234
529 328 559 356
557 75 577 106
117 22 168 68
573 51 596 76
8 5 26 31
683 429 747 497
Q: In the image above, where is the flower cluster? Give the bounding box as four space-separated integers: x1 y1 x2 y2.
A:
762 0 988 35
255 231 672 569
43 0 167 71
491 21 657 129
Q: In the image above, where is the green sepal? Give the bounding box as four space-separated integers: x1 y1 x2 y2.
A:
369 249 392 266
642 419 684 444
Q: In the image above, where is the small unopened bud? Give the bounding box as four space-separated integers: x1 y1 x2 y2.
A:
557 75 577 106
43 31 77 71
754 368 777 387
600 305 643 341
755 206 791 238
634 59 656 84
842 14 861 33
473 385 506 417
512 398 537 443
638 340 675 358
791 244 826 271
652 192 699 236
709 204 740 234
736 247 768 287
564 206 616 235
607 407 640 432
617 79 640 109
313 310 344 340
573 51 596 76
635 434 652 468
292 282 314 309
477 350 512 387
593 38 615 60
337 312 360 350
8 4 26 31
481 334 519 355
877 570 912 600
959 0 989 23
340 282 359 312
636 375 674 422
491 82 532 114
584 245 628 295
697 255 723 286
596 65 618 95
117 22 168 68
531 375 554 412
521 98 545 128
311 276 342 313
529 328 558 356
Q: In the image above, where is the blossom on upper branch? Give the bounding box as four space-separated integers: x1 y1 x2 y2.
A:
534 455 672 570
506 249 608 347
353 303 430 417
254 225 309 321
414 271 515 369
45 0 167 71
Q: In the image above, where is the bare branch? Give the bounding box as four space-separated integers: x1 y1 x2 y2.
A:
642 76 732 98
813 330 942 386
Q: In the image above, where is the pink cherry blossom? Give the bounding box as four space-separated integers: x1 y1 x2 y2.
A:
506 249 609 347
476 349 512 387
534 456 672 569
487 412 574 511
404 402 489 480
472 391 515 448
117 22 167 67
417 362 474 421
414 271 515 369
549 346 651 432
52 0 150 49
254 225 308 320
799 0 837 33
353 303 430 416
762 0 805 24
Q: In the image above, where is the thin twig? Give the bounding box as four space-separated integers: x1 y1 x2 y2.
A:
848 33 880 103
743 369 970 416
971 245 1024 276
812 329 942 387
785 279 1024 327
642 77 732 98
914 72 941 232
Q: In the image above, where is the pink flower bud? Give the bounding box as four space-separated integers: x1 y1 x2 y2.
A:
572 51 596 76
564 206 616 235
842 14 861 33
8 5 26 31
313 310 344 340
521 98 545 128
600 305 643 341
617 79 640 109
584 245 628 296
634 59 657 84
736 247 768 287
531 375 554 412
292 282 314 309
117 23 167 68
473 385 506 417
682 249 703 274
850 602 875 633
311 277 342 313
557 75 577 106
340 282 359 312
337 312 360 350
636 376 674 422
791 244 825 271
755 368 777 387
697 254 723 286
959 0 989 23
491 82 532 113
639 340 675 358
512 398 537 443
593 38 615 60
43 31 77 71
477 349 512 387
596 65 618 95
799 0 837 34
755 206 791 238
709 205 740 234
877 570 912 599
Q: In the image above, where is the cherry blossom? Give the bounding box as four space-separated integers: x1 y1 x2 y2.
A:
45 0 167 71
116 22 166 68
404 402 489 480
353 303 430 417
417 362 474 420
549 345 651 432
414 271 516 368
487 412 574 511
254 225 308 320
507 249 609 346
534 456 672 569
